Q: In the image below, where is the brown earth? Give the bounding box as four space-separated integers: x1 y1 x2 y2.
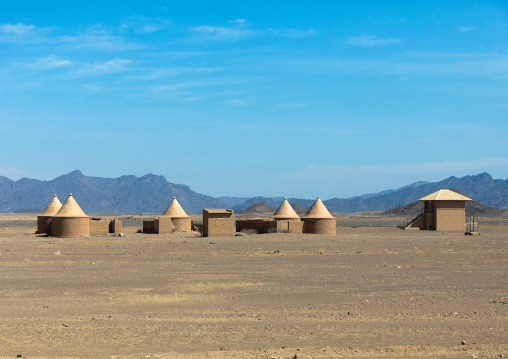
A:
0 214 507 358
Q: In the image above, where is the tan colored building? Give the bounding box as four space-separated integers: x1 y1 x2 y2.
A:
407 189 471 231
162 197 192 232
236 198 303 234
302 197 336 234
143 197 191 234
203 209 234 237
51 194 90 237
37 194 62 235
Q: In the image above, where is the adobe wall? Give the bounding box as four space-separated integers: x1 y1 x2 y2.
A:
172 217 192 232
236 219 277 233
203 211 235 237
37 216 53 234
302 218 336 234
89 218 110 236
435 202 466 231
154 217 175 234
109 219 122 235
52 217 90 237
287 220 303 233
143 220 155 233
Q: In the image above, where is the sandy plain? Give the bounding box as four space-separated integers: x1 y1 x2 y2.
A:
0 213 507 359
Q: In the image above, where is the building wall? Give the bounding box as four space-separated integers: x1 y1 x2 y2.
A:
435 201 466 231
143 220 155 233
203 210 235 237
37 216 52 234
236 219 277 233
52 217 90 237
109 219 122 235
171 217 192 232
154 217 175 234
302 218 336 234
89 218 110 236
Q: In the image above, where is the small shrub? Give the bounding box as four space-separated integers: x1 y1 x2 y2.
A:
240 228 258 235
136 229 143 233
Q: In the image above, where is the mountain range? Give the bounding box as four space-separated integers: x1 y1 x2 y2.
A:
0 171 506 214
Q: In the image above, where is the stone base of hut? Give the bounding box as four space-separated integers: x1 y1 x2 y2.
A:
52 217 90 237
37 216 53 235
89 218 123 236
302 218 336 234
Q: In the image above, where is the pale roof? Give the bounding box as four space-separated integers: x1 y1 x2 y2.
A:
162 197 189 218
273 198 300 219
303 197 334 219
203 209 233 213
419 189 472 201
40 195 62 216
53 194 89 218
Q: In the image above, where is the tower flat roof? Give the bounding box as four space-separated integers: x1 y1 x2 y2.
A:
419 189 472 201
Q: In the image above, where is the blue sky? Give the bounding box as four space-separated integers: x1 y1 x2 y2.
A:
1 1 507 198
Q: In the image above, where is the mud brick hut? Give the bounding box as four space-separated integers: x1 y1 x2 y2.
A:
302 197 336 234
37 194 62 235
143 197 191 234
51 194 90 237
406 189 472 231
236 198 303 234
203 209 234 237
162 197 191 232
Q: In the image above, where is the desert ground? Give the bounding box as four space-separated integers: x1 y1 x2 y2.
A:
0 213 507 359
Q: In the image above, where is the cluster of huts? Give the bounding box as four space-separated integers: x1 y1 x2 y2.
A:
37 194 122 237
36 188 472 238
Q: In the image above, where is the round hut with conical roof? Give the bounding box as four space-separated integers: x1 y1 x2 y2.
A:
51 194 90 237
162 197 191 231
272 198 301 221
302 197 336 234
37 194 62 234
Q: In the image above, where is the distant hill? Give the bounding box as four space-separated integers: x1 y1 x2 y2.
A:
2 171 507 215
321 173 508 213
237 202 275 215
0 170 226 214
291 203 309 215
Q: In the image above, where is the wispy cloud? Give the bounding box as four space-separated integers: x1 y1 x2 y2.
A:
24 55 73 70
75 59 133 76
294 52 508 78
136 66 220 80
0 23 53 43
268 28 317 39
458 26 476 33
344 35 402 47
59 25 142 50
189 20 255 42
120 16 170 34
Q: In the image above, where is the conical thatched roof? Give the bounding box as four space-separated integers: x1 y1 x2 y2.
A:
419 189 472 201
303 197 334 219
53 194 88 218
162 197 189 218
273 198 300 219
40 195 62 216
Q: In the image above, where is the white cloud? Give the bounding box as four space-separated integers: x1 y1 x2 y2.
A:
121 16 170 34
458 26 476 33
136 66 220 80
0 23 53 43
189 23 255 42
344 35 402 47
269 28 317 39
294 52 508 79
75 59 133 76
25 55 73 70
